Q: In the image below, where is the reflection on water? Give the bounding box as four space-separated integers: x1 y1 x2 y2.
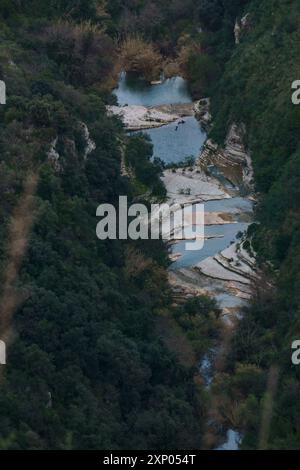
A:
142 117 206 163
171 223 249 269
204 197 253 213
113 72 192 107
119 71 206 164
215 292 246 309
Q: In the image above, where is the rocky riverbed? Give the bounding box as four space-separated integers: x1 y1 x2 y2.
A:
111 72 257 449
164 143 256 324
110 77 256 322
107 104 180 130
107 101 208 132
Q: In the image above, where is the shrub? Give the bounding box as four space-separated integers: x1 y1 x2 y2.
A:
43 21 115 87
120 36 163 82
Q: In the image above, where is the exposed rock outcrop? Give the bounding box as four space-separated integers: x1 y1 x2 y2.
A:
107 102 199 131
79 122 96 159
154 102 195 117
47 122 96 173
164 164 255 320
107 104 180 130
234 20 242 45
194 98 212 131
196 240 256 286
47 137 61 172
199 124 254 191
162 168 230 205
234 13 252 44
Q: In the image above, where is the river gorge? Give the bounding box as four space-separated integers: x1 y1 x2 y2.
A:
110 72 257 450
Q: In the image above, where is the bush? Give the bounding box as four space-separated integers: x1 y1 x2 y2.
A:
43 21 116 87
120 36 163 82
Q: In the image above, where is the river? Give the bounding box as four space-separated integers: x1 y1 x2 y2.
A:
113 72 251 450
115 72 207 163
114 72 193 106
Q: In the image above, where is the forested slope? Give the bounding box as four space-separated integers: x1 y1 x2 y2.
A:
1 0 300 451
201 0 300 449
117 0 300 449
0 2 204 450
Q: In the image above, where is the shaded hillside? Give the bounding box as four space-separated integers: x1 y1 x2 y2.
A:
201 0 300 450
0 2 204 450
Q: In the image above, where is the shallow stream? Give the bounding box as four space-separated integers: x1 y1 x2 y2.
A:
114 72 248 450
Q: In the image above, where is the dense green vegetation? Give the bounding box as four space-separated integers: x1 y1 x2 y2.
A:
116 0 300 450
124 134 166 199
0 1 208 450
2 0 300 451
199 0 300 450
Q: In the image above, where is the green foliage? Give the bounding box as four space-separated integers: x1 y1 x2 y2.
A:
186 53 221 96
205 0 300 449
125 134 166 200
43 22 116 87
0 1 203 450
174 296 221 356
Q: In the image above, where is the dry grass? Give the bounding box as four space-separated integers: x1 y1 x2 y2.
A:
120 36 163 82
163 61 181 79
47 19 105 38
258 365 280 449
0 172 39 361
123 246 153 281
155 315 197 368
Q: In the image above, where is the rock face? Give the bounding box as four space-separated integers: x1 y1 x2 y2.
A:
79 122 96 159
107 102 198 131
165 125 256 321
234 13 252 44
199 124 254 191
154 102 195 117
164 163 256 322
107 104 180 130
196 241 256 286
194 98 212 131
47 122 96 172
169 238 256 323
47 137 61 172
144 169 231 244
162 168 230 205
234 20 242 44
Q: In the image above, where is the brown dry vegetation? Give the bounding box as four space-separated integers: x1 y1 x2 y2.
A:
43 20 116 87
163 61 181 79
0 171 39 347
120 36 163 82
155 315 197 368
177 43 202 77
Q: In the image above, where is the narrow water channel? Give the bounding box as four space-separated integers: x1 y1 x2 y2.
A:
113 72 247 450
115 73 207 163
145 117 206 164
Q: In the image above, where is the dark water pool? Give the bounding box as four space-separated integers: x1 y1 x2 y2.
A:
113 72 192 107
171 222 249 269
142 117 206 164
